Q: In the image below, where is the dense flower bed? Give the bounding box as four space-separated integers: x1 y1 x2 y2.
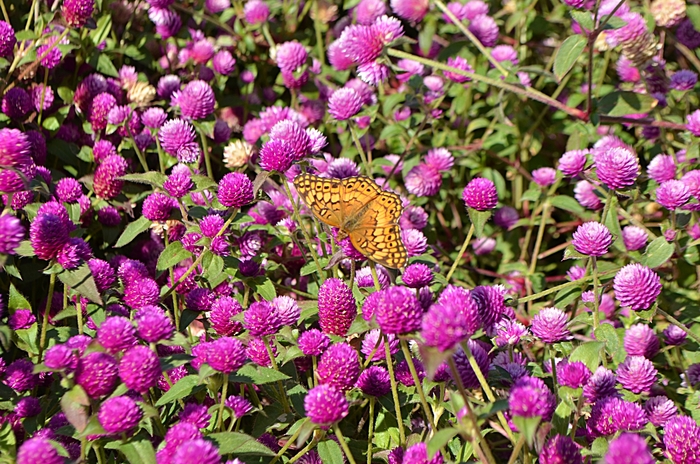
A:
1 0 700 463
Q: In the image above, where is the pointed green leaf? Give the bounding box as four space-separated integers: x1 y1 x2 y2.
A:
317 439 345 464
641 237 674 269
58 264 103 305
61 385 90 433
157 241 191 271
115 216 151 248
208 432 276 456
427 427 459 459
118 439 156 464
155 375 202 407
512 415 541 447
553 35 587 81
120 172 167 188
569 341 605 373
467 209 492 238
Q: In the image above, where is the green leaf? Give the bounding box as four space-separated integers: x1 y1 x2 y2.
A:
118 439 156 464
155 375 202 407
43 116 60 131
57 87 75 103
157 241 191 271
61 385 90 433
687 5 700 32
467 209 492 238
512 415 541 447
317 439 345 464
419 16 438 57
570 10 594 31
549 195 585 216
427 427 459 459
14 240 35 257
597 91 657 117
562 245 586 260
252 278 277 301
15 323 38 356
569 341 605 373
96 54 119 77
120 172 167 188
594 323 626 364
191 174 218 192
90 15 112 46
9 283 31 311
58 264 103 305
641 237 673 268
115 216 151 248
229 364 290 384
208 432 276 456
553 35 586 81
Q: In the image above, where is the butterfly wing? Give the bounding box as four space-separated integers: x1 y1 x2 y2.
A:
293 173 343 228
339 177 382 224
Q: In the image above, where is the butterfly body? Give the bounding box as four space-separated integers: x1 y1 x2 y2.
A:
293 173 408 269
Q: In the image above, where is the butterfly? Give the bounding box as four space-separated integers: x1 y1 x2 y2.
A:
293 173 408 269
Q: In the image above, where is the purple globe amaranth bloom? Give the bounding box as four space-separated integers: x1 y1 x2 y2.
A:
508 375 556 421
16 437 64 464
244 300 281 337
207 336 246 373
45 344 78 371
645 396 677 426
617 355 657 394
682 170 700 197
298 329 331 356
532 167 556 186
30 211 71 260
218 172 254 208
656 179 691 210
531 307 570 343
172 439 221 464
540 435 582 464
173 80 215 120
209 296 243 336
402 263 433 288
594 146 639 190
97 316 137 354
55 177 83 203
583 366 618 403
647 154 676 183
164 164 194 198
0 21 16 58
421 301 475 351
304 384 349 427
451 340 489 388
15 397 40 418
3 359 39 392
556 360 591 389
404 163 442 197
470 284 509 334
142 192 175 221
2 88 32 120
356 0 387 24
402 228 427 256
63 0 94 27
663 324 687 346
8 309 35 330
272 295 300 326
225 395 253 420
317 342 361 391
362 329 398 362
318 278 357 336
671 70 697 91
356 365 391 397
613 264 661 311
199 214 225 238
623 324 659 358
159 118 200 164
94 154 128 199
375 286 423 334
494 319 528 347
390 0 428 22
0 214 24 254
402 442 444 464
572 221 612 256
88 92 117 131
213 50 236 75
92 139 117 163
244 0 269 24
141 107 167 128
75 352 118 398
98 395 142 435
462 177 498 210
605 433 654 464
587 396 648 437
574 180 603 210
119 345 161 393
622 225 648 251
469 14 499 47
136 306 174 342
444 56 474 83
688 109 700 136
123 277 160 309
663 415 700 464
178 403 211 429
493 206 519 229
328 88 363 121
247 337 276 367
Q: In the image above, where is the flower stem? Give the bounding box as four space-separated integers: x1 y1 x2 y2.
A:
528 202 551 275
384 333 405 446
76 297 83 335
657 307 700 345
369 261 381 291
506 434 526 464
264 336 292 414
399 340 436 432
269 419 308 464
446 224 475 282
38 272 56 362
366 397 375 464
349 124 371 176
333 426 357 464
199 128 213 180
591 256 600 330
217 373 229 431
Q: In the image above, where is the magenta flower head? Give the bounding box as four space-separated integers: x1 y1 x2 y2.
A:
97 316 137 354
159 118 200 164
404 163 442 197
402 263 433 288
583 366 617 403
305 384 349 427
317 342 361 391
2 87 32 120
136 306 174 342
688 110 700 136
328 88 363 121
375 286 423 334
172 439 221 464
390 0 428 22
119 345 161 393
622 225 647 251
142 192 175 221
647 154 676 183
0 214 24 254
645 396 677 426
462 177 498 210
212 50 236 75
16 437 64 464
663 415 700 464
671 70 697 91
403 442 444 464
88 258 117 293
174 80 215 120
558 150 588 177
209 296 243 336
244 300 281 337
469 14 499 47
218 172 254 208
531 307 570 343
623 324 659 359
617 355 657 394
423 288 479 351
259 139 295 172
63 0 94 27
14 397 39 418
663 324 687 346
682 170 700 197
206 336 246 373
471 284 509 334
451 340 489 388
605 433 654 464
556 360 591 389
298 329 331 356
75 351 119 398
123 277 160 308
613 263 661 310
444 56 474 83
164 164 194 198
244 0 269 24
508 375 556 421
540 435 582 464
656 179 691 210
30 212 71 260
356 365 391 397
574 180 602 210
276 41 307 73
572 221 612 256
594 146 640 190
3 359 39 392
98 395 142 435
532 167 556 187
0 21 16 58
318 278 357 336
94 154 128 199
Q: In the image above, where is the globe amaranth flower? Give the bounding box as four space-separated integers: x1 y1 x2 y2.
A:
422 289 479 352
45 344 78 371
605 433 654 464
530 307 570 343
621 225 648 251
677 18 700 48
402 228 427 256
623 324 659 359
0 21 16 58
356 365 391 397
305 384 349 427
142 192 175 222
656 179 691 210
16 437 64 464
119 345 161 393
206 336 246 373
557 150 588 178
404 163 442 197
687 110 700 137
663 415 700 464
317 342 361 391
574 180 603 210
556 360 591 389
470 284 509 334
317 278 357 336
2 88 32 120
63 0 95 27
617 355 657 394
682 170 700 199
244 0 269 24
613 263 661 310
94 154 128 199
98 395 142 435
647 154 676 183
173 80 215 120
159 118 200 164
508 375 556 421
276 41 307 73
30 211 71 260
328 88 363 121
469 14 499 47
172 439 221 464
540 435 582 464
532 167 556 187
572 221 613 257
390 0 428 22
225 395 253 420
199 214 225 238
97 316 137 354
0 214 24 254
178 403 211 429
645 396 677 426
75 351 119 398
583 366 617 403
594 146 639 190
462 177 498 210
247 336 277 367
136 306 174 342
663 324 687 346
491 206 518 230
587 398 648 437
374 286 423 334
395 357 425 386
209 296 243 336
402 263 433 288
218 172 254 208
185 287 217 311
451 340 490 389
123 277 160 308
402 442 444 464
15 397 41 418
87 92 117 131
3 359 39 392
298 329 331 356
444 56 474 83
244 300 281 337
670 70 697 91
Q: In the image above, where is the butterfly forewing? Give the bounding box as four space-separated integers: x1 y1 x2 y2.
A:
293 173 343 228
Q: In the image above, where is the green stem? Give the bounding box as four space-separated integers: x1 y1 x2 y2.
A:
657 307 700 345
591 256 600 330
366 397 375 464
264 336 292 414
506 434 526 464
384 333 405 446
217 373 229 431
368 261 381 291
200 128 213 179
333 426 357 464
528 203 551 274
288 436 321 464
349 124 371 176
446 224 475 282
261 23 276 49
400 340 436 432
38 272 57 362
269 419 308 464
517 267 619 304
549 347 559 400
76 296 83 335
